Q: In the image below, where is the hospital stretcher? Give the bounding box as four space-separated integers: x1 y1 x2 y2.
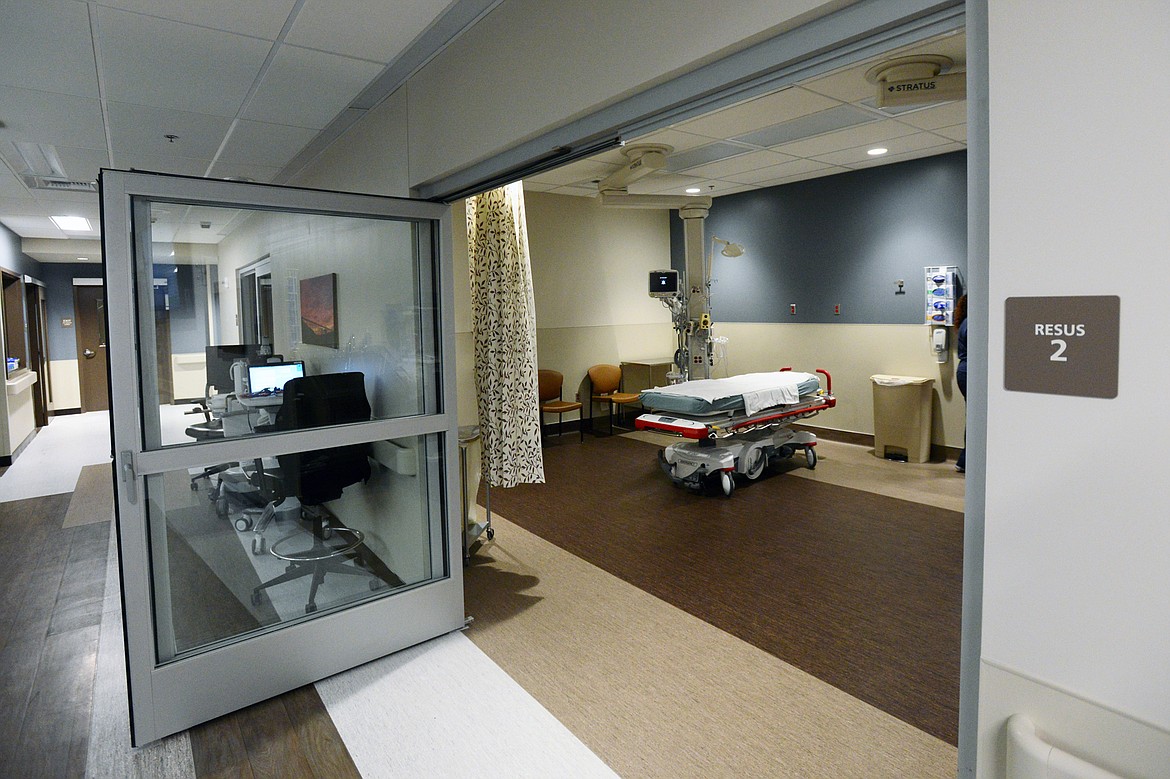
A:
634 368 836 496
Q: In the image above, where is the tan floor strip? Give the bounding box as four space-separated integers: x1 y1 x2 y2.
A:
63 462 114 528
464 512 957 779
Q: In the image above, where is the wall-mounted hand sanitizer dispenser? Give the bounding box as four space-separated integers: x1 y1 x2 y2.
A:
932 327 948 363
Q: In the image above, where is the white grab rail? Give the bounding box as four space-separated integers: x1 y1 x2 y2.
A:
1006 714 1124 779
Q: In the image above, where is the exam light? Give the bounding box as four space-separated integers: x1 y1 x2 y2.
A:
711 236 745 257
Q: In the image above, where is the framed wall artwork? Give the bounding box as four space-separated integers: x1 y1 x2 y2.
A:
299 272 338 348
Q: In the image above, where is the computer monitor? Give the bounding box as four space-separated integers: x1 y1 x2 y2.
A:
649 269 679 298
205 344 263 394
246 361 305 394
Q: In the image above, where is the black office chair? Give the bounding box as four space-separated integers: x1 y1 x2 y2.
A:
249 372 401 613
185 400 229 489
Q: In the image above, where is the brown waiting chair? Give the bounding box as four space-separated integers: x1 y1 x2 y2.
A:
538 369 583 441
587 364 640 435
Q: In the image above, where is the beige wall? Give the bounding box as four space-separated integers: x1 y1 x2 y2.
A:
3 375 37 455
718 322 963 447
48 358 80 411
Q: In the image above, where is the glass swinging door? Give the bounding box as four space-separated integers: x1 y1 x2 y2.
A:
101 170 463 745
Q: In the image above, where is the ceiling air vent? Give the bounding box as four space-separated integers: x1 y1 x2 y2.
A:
22 175 98 193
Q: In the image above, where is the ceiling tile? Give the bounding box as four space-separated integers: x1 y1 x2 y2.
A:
96 6 273 116
244 45 384 129
94 0 299 40
933 123 966 143
0 87 107 150
287 0 454 63
668 179 748 197
664 142 756 172
0 0 99 97
811 131 954 167
770 119 919 158
671 87 840 140
217 120 318 168
0 166 31 199
732 104 877 148
725 157 836 185
802 62 876 103
28 188 103 214
522 180 558 193
892 100 967 131
0 215 63 239
747 164 852 189
52 147 113 186
107 102 233 162
0 198 53 217
681 149 798 180
845 142 964 169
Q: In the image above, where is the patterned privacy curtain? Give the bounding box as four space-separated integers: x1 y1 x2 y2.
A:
466 182 545 487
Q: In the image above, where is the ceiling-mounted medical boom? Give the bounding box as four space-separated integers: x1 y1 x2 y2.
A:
597 144 717 380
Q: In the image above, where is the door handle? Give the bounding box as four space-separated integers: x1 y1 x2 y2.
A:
83 348 96 359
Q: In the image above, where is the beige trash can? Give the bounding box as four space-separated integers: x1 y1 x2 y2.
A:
871 375 934 462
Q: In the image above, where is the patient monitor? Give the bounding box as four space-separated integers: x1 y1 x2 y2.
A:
649 269 679 298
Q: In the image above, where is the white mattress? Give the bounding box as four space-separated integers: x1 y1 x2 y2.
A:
641 371 819 416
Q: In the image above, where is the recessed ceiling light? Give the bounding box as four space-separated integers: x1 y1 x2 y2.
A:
77 257 89 262
867 147 889 156
685 187 702 194
50 215 91 231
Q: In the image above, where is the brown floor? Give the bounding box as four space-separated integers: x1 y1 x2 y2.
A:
0 493 107 778
480 432 965 745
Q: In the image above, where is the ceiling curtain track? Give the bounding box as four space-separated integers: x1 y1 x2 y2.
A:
466 182 545 488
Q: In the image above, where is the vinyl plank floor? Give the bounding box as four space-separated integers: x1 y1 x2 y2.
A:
0 494 109 779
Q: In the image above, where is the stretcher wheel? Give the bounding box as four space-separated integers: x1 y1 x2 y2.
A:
251 537 266 556
657 449 674 477
805 446 818 469
743 447 767 480
234 515 252 532
719 471 735 497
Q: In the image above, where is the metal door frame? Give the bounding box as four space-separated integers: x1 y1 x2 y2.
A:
100 169 464 745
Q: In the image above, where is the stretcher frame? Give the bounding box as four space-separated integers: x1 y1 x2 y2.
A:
634 368 836 496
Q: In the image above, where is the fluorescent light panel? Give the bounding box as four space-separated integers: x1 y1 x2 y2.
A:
50 215 92 231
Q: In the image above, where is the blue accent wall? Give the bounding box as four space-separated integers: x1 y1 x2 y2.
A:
670 150 966 324
39 263 100 359
0 223 41 277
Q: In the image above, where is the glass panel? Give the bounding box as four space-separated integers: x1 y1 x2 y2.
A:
137 201 440 448
147 433 447 662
